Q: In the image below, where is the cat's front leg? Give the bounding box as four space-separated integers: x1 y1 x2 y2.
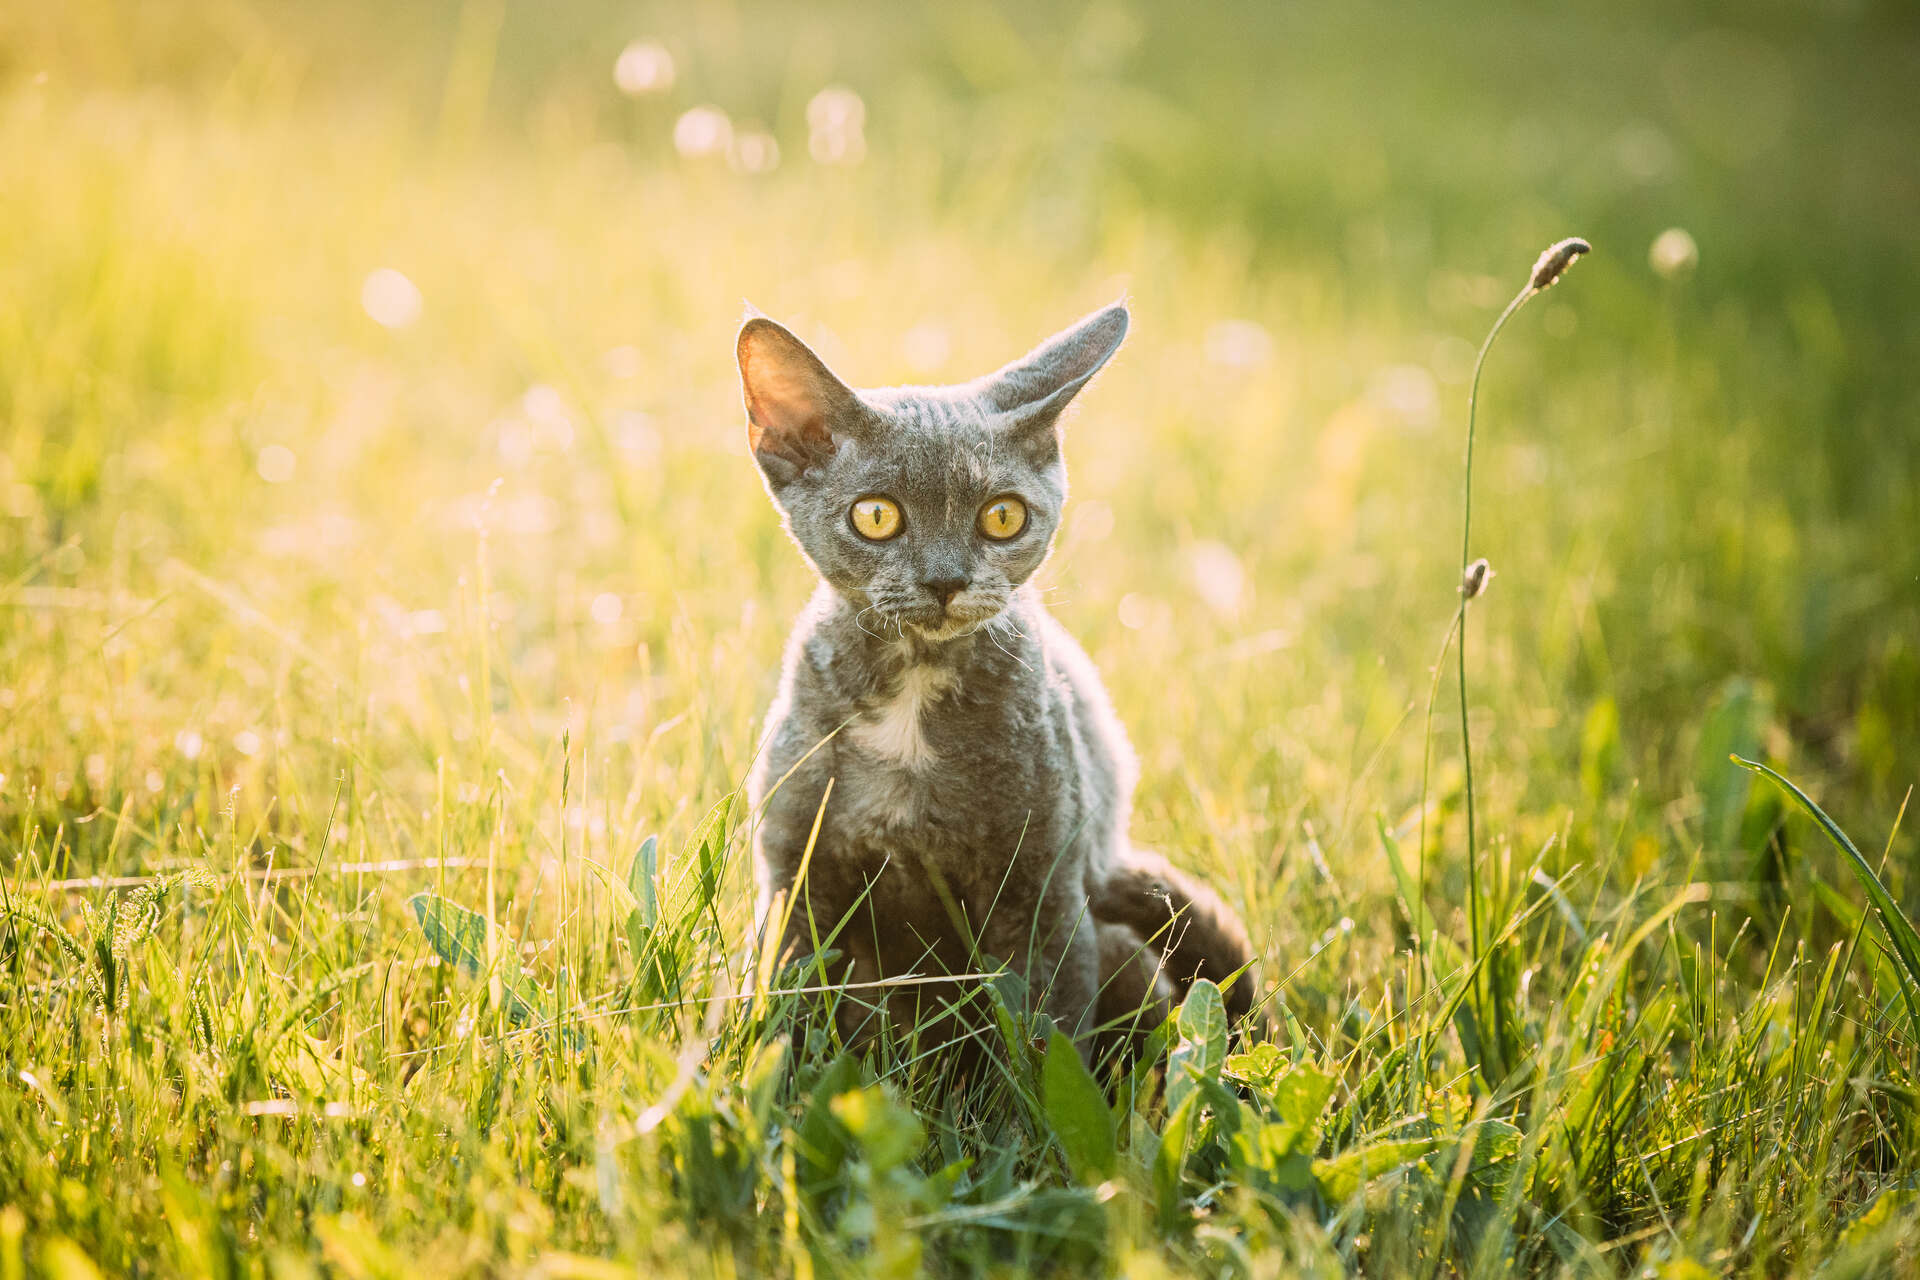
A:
979 887 1100 1059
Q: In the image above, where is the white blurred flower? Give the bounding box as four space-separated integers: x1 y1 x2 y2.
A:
496 419 534 468
1188 541 1247 617
1369 364 1439 428
674 106 732 158
590 592 624 625
729 128 781 174
522 384 574 451
1117 592 1170 632
807 86 867 165
613 41 675 96
1650 227 1698 279
175 730 204 760
256 444 296 484
360 268 422 329
1205 319 1272 368
233 730 263 757
522 384 566 424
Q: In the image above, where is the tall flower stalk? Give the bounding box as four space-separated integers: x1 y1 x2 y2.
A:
1451 236 1589 1068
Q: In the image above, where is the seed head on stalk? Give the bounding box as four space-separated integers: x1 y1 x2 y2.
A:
1415 235 1591 1091
1529 237 1592 293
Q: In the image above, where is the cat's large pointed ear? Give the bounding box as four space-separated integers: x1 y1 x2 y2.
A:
737 317 867 488
977 303 1129 459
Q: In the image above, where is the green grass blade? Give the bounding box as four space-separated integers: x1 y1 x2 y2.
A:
1732 755 1920 1039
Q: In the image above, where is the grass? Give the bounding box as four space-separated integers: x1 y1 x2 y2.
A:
3 0 1920 1274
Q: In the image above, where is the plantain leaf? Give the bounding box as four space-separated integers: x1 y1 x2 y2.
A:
1312 1136 1441 1203
628 834 659 929
1042 1031 1116 1183
407 892 546 1025
687 797 733 916
1167 979 1227 1119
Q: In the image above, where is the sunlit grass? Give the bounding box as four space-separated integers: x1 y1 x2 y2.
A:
3 1 1919 1275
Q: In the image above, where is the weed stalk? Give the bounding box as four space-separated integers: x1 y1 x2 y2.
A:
1454 237 1589 1079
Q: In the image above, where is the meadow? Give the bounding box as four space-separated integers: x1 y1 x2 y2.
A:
3 0 1919 1275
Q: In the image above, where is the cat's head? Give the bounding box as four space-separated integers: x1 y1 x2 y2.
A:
736 303 1128 639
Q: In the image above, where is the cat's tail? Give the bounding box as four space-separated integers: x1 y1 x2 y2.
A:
1091 848 1258 1025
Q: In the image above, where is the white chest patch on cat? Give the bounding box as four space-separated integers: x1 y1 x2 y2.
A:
852 662 956 769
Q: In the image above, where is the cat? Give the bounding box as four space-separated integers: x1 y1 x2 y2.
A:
738 302 1255 1066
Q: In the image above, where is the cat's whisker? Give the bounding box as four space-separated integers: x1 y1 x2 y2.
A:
852 604 891 644
981 616 1034 671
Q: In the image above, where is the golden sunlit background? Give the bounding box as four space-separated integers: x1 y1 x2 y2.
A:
3 1 1919 1275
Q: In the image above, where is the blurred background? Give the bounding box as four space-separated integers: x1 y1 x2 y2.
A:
3 0 1918 935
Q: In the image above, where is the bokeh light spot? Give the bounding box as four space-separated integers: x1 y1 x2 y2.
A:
257 444 296 484
613 41 675 96
674 106 732 158
360 268 422 329
1650 227 1699 279
807 86 867 165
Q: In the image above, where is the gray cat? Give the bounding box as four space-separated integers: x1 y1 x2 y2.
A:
739 303 1255 1065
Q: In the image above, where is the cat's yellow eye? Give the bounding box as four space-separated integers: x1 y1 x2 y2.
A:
978 496 1028 541
849 496 903 541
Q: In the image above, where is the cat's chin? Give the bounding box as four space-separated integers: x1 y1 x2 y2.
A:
900 610 1003 643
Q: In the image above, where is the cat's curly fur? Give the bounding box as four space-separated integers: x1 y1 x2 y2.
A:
739 303 1255 1064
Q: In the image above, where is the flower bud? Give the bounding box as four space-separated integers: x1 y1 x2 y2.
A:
1461 558 1494 600
1529 237 1592 292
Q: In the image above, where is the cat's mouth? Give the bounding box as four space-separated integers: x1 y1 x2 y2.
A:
892 598 1004 642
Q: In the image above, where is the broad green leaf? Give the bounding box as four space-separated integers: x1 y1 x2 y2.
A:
1264 1064 1336 1153
795 1054 863 1192
1043 1030 1116 1183
1151 1089 1197 1226
406 892 545 1024
408 890 488 976
580 856 641 920
1159 982 1221 1120
1312 1136 1441 1203
1734 755 1920 1044
627 834 659 928
1179 979 1227 1064
580 856 656 964
686 796 733 914
1167 979 1227 1117
831 1085 923 1173
1467 1118 1523 1191
1224 1040 1287 1089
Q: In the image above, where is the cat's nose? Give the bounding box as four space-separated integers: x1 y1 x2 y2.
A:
921 575 968 609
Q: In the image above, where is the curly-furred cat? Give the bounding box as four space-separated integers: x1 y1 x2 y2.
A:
740 303 1255 1064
